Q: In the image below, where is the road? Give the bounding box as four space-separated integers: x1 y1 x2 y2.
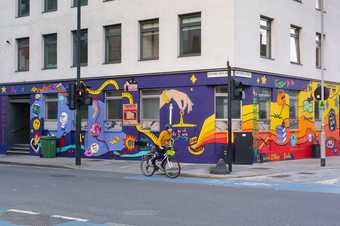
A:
0 164 340 226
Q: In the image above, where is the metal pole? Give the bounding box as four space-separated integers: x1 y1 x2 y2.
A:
75 0 81 166
227 61 233 172
320 0 326 167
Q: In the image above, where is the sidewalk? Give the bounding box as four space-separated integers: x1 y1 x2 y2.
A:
1 154 340 183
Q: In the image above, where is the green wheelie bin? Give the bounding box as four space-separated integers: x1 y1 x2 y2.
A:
40 136 57 158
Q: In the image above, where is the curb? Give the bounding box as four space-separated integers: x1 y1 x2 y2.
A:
0 161 75 170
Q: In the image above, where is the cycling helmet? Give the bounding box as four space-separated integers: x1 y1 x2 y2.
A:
164 124 172 130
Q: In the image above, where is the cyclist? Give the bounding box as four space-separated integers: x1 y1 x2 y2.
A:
152 124 173 169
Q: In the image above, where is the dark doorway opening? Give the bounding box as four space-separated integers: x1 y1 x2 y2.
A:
7 95 31 154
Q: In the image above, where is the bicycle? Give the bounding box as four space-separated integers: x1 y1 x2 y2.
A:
137 141 181 178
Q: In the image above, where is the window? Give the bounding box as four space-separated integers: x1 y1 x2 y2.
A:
260 16 272 58
316 33 322 68
73 0 87 7
179 12 201 56
141 90 160 121
18 0 30 17
106 91 122 121
215 86 241 120
17 38 29 72
140 19 159 60
290 25 301 64
79 104 88 121
258 88 271 121
288 91 298 129
72 29 88 66
45 94 58 120
43 33 57 69
44 0 57 12
104 25 121 64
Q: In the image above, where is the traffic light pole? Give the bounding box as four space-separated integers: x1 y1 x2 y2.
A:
75 0 82 166
320 0 326 167
227 61 233 172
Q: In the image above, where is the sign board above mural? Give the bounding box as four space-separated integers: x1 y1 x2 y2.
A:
207 71 252 79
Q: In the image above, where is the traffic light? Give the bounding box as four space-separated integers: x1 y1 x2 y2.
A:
67 83 77 110
231 79 243 100
314 85 330 101
77 83 93 106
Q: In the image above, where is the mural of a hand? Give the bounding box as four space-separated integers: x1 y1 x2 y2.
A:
160 89 193 114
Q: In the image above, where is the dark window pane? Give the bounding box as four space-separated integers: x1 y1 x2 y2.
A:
107 99 122 120
72 30 88 66
80 104 88 120
180 13 201 56
18 0 30 17
140 20 159 60
45 0 57 11
17 38 29 71
73 0 88 7
105 25 121 63
44 34 57 68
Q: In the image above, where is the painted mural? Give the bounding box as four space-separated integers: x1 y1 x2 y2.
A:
0 71 339 163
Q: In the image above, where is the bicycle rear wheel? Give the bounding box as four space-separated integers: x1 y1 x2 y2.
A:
164 158 181 178
140 154 156 177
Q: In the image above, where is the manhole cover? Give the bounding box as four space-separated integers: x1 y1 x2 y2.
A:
270 174 291 178
0 212 69 226
49 174 75 178
298 172 315 175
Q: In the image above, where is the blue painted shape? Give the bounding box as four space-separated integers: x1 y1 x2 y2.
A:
125 175 340 195
55 222 107 226
0 220 18 226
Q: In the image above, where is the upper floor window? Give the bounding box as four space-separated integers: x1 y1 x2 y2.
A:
316 33 322 68
73 0 88 7
18 0 30 17
140 19 159 60
17 38 29 72
72 29 88 66
179 12 201 57
260 16 272 58
43 33 57 69
104 24 121 64
44 0 57 12
290 25 301 64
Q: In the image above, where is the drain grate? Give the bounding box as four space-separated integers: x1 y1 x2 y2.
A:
0 212 69 226
270 174 291 178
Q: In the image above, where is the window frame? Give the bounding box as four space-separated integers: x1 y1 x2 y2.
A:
43 33 57 69
44 0 57 12
17 37 30 72
105 90 123 121
214 86 242 120
140 19 159 61
17 0 30 17
140 89 161 121
290 25 301 64
287 90 299 129
260 16 273 59
104 24 122 64
45 94 58 121
72 29 88 67
179 12 202 57
258 88 271 122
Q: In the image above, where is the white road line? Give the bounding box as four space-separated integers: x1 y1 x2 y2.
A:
7 209 40 215
316 178 340 185
51 214 88 222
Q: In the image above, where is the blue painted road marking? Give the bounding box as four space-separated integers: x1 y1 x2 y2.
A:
0 220 18 226
126 175 340 194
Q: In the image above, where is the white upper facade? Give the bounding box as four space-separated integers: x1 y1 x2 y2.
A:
0 0 339 84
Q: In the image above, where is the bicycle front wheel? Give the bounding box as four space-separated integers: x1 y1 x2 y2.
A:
140 155 156 177
164 158 181 178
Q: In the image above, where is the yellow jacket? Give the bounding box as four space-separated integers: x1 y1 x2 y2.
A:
157 130 172 148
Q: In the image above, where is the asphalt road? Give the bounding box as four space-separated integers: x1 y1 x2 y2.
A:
0 164 340 226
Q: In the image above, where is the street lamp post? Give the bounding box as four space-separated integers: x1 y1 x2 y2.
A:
320 0 326 167
75 0 82 166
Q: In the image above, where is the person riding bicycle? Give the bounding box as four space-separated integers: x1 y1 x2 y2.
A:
152 124 173 168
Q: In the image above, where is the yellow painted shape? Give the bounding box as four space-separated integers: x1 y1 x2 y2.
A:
86 80 119 95
122 92 134 104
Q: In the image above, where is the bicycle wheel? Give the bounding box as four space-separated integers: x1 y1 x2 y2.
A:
140 155 156 177
164 158 181 178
